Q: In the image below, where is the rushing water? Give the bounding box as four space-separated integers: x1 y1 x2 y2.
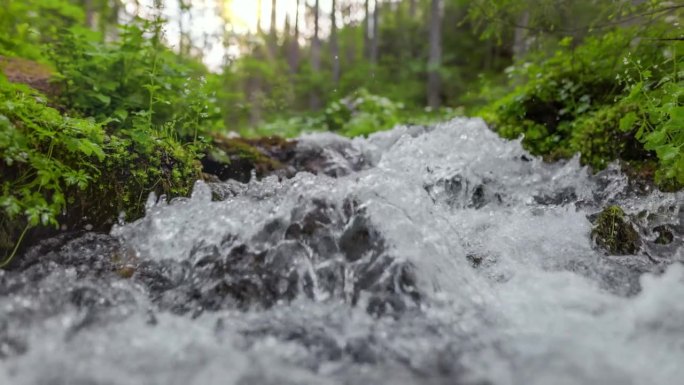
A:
1 118 683 385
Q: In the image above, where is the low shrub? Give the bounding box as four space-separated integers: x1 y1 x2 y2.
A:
479 27 682 188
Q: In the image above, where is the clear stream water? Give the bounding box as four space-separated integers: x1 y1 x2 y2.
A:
1 118 683 385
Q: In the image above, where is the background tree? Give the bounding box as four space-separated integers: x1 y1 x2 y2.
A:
427 0 442 109
310 0 322 110
331 0 341 86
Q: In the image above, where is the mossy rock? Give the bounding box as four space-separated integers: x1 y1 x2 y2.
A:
591 205 641 255
1 136 202 267
203 135 296 183
0 56 57 96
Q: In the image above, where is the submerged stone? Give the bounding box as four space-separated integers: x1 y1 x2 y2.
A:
653 224 675 245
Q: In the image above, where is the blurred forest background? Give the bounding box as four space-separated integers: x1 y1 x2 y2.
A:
2 1 681 134
0 0 682 261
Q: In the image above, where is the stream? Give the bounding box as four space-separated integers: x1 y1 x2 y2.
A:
1 118 683 385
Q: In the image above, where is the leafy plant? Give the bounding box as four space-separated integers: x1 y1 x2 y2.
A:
0 14 215 266
0 75 106 266
48 20 216 141
0 76 104 227
619 50 684 186
478 25 682 188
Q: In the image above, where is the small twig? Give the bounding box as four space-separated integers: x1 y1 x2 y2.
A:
0 223 30 269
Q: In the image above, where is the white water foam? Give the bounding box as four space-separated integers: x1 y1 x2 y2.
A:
2 118 682 384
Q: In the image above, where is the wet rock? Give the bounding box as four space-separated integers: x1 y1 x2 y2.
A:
10 232 122 273
66 197 417 316
591 206 641 255
0 56 57 96
653 224 674 245
339 214 381 262
564 257 654 297
424 175 504 209
533 187 577 206
202 133 372 182
345 337 380 364
202 136 294 183
470 185 487 209
292 134 371 177
0 319 27 358
466 254 485 268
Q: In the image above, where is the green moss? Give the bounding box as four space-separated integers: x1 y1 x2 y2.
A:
0 73 204 263
591 205 641 255
84 138 201 225
478 28 682 189
202 136 288 183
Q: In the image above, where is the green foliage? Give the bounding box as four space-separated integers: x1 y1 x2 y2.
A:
0 76 104 228
247 87 464 139
0 71 202 233
479 25 682 187
246 115 324 138
245 89 411 138
325 89 404 136
222 0 513 131
48 20 217 140
42 17 215 217
0 11 218 263
619 53 684 186
0 0 85 60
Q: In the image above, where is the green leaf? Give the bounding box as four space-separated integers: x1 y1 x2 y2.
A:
93 93 111 105
656 145 679 163
619 112 638 132
113 109 129 122
78 139 105 161
625 82 643 102
644 129 667 149
0 196 21 217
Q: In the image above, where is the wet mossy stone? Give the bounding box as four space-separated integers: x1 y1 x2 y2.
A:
591 205 641 255
202 135 295 183
0 56 56 96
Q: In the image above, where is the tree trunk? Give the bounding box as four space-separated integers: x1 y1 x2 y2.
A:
257 0 263 34
84 0 96 29
310 0 322 110
513 10 530 59
427 0 442 109
288 0 301 74
178 0 185 55
409 0 417 17
184 4 193 57
249 0 266 126
269 0 278 56
363 0 370 59
107 0 121 40
370 0 380 65
247 78 263 127
331 0 340 85
342 0 356 67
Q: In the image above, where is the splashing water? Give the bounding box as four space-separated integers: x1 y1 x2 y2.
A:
1 118 683 385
